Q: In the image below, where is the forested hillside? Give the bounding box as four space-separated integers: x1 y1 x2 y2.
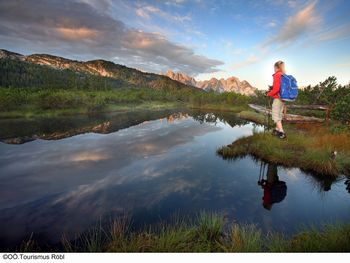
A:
0 58 197 92
0 54 251 114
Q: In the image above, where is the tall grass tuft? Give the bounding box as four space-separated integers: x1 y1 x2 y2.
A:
287 224 350 252
194 212 225 242
18 233 40 252
151 218 192 252
227 224 262 252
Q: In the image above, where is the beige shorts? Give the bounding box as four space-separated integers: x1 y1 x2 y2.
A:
271 98 285 123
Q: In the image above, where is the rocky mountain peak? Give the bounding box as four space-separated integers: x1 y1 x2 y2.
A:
164 70 197 87
0 49 25 60
164 70 256 95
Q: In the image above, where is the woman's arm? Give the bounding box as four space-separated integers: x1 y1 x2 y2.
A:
267 73 281 97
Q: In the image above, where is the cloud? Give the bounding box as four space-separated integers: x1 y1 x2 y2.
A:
288 0 298 8
135 4 191 23
0 0 222 75
267 21 277 28
315 24 350 42
78 0 112 12
264 0 299 8
121 30 222 73
230 54 259 70
136 5 161 19
164 0 187 7
262 1 320 48
261 0 350 51
56 27 99 41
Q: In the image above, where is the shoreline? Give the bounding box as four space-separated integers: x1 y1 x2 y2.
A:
6 213 350 252
0 102 247 119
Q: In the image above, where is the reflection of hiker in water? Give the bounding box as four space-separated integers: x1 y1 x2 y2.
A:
258 163 287 210
345 179 350 194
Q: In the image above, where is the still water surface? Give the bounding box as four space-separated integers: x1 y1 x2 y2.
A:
0 109 349 249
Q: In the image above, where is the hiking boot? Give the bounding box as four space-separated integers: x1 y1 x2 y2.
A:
272 129 279 136
278 131 287 139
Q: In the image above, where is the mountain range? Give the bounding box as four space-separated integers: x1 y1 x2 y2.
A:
0 49 199 92
164 70 256 95
0 49 255 95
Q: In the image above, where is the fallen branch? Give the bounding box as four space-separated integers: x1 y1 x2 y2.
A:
248 104 324 123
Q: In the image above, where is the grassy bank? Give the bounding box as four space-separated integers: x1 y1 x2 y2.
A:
0 101 186 119
190 103 249 113
238 110 267 124
218 111 350 177
17 213 350 252
0 101 248 119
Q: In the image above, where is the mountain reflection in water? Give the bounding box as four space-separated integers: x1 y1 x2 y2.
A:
0 110 248 144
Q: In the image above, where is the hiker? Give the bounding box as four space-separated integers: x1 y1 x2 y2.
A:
258 163 287 211
267 61 287 139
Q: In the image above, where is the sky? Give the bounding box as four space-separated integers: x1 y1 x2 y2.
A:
0 0 350 89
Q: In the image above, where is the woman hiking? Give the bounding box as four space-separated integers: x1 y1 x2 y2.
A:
267 60 286 139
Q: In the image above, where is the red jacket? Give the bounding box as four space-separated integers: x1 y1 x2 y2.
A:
267 71 282 99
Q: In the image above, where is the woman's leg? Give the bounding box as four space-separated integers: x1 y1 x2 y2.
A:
276 120 284 133
272 99 285 133
278 101 285 133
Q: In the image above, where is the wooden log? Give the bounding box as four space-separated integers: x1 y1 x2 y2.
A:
248 104 271 114
287 104 329 110
248 104 324 123
286 104 331 121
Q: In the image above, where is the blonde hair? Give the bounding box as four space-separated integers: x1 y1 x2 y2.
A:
274 60 286 73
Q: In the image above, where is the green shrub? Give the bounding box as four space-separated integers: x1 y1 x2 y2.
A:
0 88 30 111
331 93 350 123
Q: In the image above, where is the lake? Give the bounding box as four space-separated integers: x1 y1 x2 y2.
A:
0 109 349 250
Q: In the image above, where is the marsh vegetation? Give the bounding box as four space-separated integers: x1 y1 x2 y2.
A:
17 213 350 252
